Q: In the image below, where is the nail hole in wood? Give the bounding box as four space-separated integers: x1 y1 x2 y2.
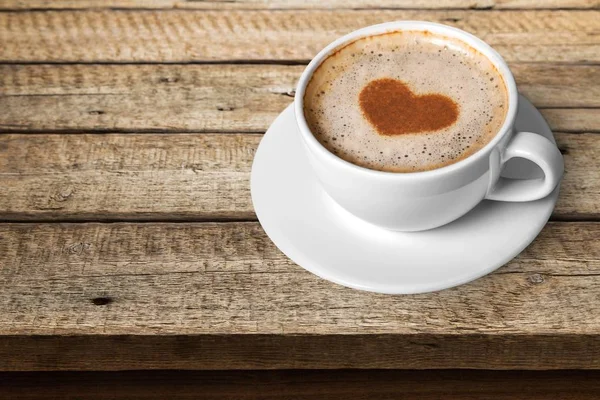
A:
92 297 112 306
159 77 178 83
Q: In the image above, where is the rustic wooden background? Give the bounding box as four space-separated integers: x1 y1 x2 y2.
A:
1 0 600 397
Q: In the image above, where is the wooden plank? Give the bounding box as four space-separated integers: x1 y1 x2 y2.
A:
0 221 599 370
2 0 598 10
1 370 600 399
0 64 299 133
0 133 597 221
1 10 599 63
1 64 598 133
3 334 600 371
0 134 258 221
542 109 600 133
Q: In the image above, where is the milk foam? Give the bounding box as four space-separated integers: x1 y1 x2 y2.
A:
303 31 509 172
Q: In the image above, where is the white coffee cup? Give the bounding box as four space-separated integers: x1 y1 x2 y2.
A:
294 21 564 232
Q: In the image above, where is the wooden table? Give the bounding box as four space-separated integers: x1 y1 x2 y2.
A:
1 0 600 397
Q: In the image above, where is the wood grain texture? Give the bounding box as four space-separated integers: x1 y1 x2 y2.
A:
1 370 600 399
3 221 600 335
542 109 600 133
0 221 600 370
1 10 599 63
0 132 598 221
2 0 599 10
3 334 600 371
1 64 598 133
0 134 258 221
0 64 299 133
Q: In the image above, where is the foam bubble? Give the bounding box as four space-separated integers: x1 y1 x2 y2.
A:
303 31 509 172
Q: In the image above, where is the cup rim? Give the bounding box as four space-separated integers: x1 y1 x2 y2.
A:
294 21 519 180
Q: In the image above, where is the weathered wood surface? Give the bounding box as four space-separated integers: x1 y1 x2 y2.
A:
1 10 599 63
1 370 600 400
1 64 598 133
0 221 599 370
3 221 599 334
2 1 600 374
0 134 257 221
2 0 599 10
0 132 597 221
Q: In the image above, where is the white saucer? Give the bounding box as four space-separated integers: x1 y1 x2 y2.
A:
251 96 560 294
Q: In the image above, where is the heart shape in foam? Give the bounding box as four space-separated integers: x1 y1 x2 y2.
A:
359 78 459 136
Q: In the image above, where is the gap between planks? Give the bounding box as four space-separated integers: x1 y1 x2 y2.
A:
0 369 599 399
0 218 598 224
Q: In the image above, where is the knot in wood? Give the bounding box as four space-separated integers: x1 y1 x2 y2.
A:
64 242 91 255
51 186 75 202
528 274 545 285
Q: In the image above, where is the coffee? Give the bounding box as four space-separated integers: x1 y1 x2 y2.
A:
303 30 509 172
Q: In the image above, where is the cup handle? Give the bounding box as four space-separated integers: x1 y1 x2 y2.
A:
485 131 564 202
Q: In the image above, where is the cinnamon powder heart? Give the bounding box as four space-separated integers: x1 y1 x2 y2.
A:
359 78 459 136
